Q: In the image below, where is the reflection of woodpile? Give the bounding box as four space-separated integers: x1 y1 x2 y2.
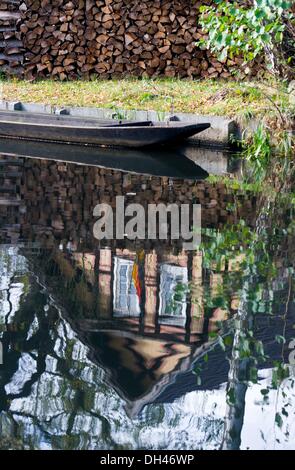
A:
3 157 256 248
0 156 23 244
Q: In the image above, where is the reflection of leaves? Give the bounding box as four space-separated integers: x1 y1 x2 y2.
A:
199 217 284 329
167 282 188 315
249 367 258 383
282 407 289 418
208 331 218 339
275 412 283 429
193 364 203 386
254 340 265 360
202 222 255 273
275 335 286 344
206 295 228 310
218 336 226 351
227 387 236 406
272 362 290 389
224 336 233 347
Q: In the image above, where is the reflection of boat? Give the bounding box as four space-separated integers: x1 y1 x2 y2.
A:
0 138 208 179
0 110 210 148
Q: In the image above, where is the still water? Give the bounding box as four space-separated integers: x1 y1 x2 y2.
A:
0 141 294 450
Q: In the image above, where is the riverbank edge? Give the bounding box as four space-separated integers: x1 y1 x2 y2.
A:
0 99 241 147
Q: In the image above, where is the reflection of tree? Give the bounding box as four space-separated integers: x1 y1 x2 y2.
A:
0 252 72 447
222 288 251 450
0 259 119 449
199 174 295 449
223 196 294 449
0 282 57 408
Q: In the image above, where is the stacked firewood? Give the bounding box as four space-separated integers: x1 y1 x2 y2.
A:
0 0 24 75
18 0 242 81
0 0 262 80
21 0 86 80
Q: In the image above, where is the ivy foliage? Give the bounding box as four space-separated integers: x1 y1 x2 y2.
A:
197 0 294 74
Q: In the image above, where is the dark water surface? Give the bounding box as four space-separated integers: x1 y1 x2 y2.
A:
0 142 294 450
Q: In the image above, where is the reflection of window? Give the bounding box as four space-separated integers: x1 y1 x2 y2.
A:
113 257 140 317
159 264 188 326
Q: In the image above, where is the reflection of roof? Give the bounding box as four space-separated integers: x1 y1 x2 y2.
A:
19 249 295 418
79 301 295 418
156 305 295 405
82 328 206 418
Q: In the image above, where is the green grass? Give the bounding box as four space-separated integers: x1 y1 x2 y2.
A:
0 77 292 123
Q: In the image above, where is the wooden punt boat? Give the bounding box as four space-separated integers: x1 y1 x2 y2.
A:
0 110 210 148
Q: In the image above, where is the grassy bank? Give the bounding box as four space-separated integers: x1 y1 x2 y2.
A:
0 77 293 124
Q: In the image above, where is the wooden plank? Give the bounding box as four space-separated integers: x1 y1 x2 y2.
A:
1 1 21 4
0 110 152 127
0 171 22 177
0 65 23 75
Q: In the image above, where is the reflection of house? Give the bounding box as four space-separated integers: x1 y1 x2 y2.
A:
113 256 189 327
19 242 243 416
52 246 236 416
95 247 205 344
47 244 238 343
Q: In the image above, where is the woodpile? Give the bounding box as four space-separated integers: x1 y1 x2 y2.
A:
0 1 24 75
0 0 263 80
21 0 86 80
13 0 243 80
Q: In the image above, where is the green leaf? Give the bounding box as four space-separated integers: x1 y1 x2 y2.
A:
275 335 286 344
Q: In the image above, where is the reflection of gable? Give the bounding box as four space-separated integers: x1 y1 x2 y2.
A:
107 330 192 376
85 328 198 418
